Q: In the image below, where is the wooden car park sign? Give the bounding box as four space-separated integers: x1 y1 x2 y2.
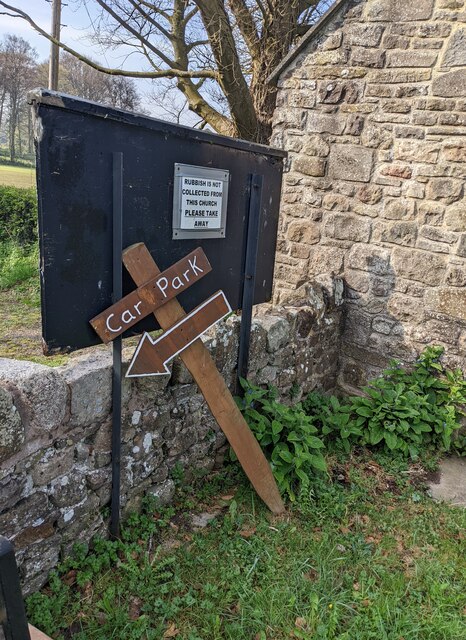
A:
91 243 284 515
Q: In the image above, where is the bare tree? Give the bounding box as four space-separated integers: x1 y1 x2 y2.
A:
60 53 140 110
0 0 331 143
0 35 37 161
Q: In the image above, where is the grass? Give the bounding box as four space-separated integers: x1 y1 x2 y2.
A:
0 240 140 366
26 454 466 640
0 241 70 366
0 162 36 188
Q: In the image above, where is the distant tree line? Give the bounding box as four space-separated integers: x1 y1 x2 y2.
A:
0 34 141 163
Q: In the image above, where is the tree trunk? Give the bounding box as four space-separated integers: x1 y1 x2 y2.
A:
250 0 303 144
195 0 259 140
0 88 6 131
17 112 22 156
9 106 16 162
27 107 33 154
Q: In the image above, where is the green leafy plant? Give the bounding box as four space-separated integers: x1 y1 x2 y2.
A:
236 378 327 500
303 347 466 459
0 185 37 246
302 392 362 453
352 347 466 458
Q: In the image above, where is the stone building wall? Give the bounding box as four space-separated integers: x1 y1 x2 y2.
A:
0 294 342 594
271 0 466 389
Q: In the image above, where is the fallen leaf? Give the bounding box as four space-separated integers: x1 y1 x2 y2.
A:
163 623 180 638
62 569 77 586
295 617 307 629
221 494 235 501
239 527 256 538
353 582 360 591
303 569 318 581
129 597 142 621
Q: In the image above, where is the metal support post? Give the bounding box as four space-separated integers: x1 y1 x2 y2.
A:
237 174 263 388
110 152 123 538
0 536 31 640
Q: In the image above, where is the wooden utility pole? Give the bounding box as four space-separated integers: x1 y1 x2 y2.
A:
48 0 62 90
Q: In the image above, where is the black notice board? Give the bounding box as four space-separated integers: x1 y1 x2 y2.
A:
30 90 286 354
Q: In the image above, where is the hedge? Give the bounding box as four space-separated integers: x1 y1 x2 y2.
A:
0 185 38 246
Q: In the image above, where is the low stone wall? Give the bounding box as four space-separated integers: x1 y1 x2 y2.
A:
0 291 342 594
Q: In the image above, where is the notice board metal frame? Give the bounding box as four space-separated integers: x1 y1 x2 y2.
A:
29 89 286 355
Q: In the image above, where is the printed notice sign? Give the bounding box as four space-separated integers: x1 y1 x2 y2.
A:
180 176 223 230
173 164 229 239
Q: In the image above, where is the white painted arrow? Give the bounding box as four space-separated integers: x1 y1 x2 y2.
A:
126 290 232 377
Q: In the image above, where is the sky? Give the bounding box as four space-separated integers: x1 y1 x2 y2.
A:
0 0 193 121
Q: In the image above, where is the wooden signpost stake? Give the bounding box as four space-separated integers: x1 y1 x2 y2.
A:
121 243 285 514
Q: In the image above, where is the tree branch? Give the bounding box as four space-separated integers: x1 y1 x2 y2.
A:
228 0 260 59
127 0 174 42
0 2 217 79
94 0 175 68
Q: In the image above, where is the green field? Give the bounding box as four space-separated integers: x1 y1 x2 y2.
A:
0 163 36 188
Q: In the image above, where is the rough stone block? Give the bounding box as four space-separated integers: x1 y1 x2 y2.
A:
0 359 68 433
301 135 330 157
456 234 466 257
49 472 88 508
306 112 346 134
391 247 446 285
425 287 466 321
386 294 425 322
308 246 344 276
394 140 440 164
419 226 457 244
443 143 466 163
0 492 54 542
60 352 112 427
366 0 435 21
287 220 320 246
426 178 464 204
323 213 372 242
446 265 466 287
347 244 391 275
260 317 290 354
0 386 23 462
433 70 466 97
345 114 365 135
442 28 466 67
0 474 28 514
322 31 343 51
369 69 432 83
328 144 374 183
147 479 176 506
345 23 385 47
351 47 385 68
345 269 371 293
387 50 438 68
293 155 326 177
30 447 75 486
382 198 416 220
380 221 418 246
19 535 61 596
445 204 466 231
310 49 349 66
357 185 383 205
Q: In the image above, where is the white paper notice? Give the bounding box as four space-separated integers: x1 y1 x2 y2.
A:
180 176 223 229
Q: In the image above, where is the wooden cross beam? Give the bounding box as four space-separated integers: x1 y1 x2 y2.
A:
122 243 284 514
